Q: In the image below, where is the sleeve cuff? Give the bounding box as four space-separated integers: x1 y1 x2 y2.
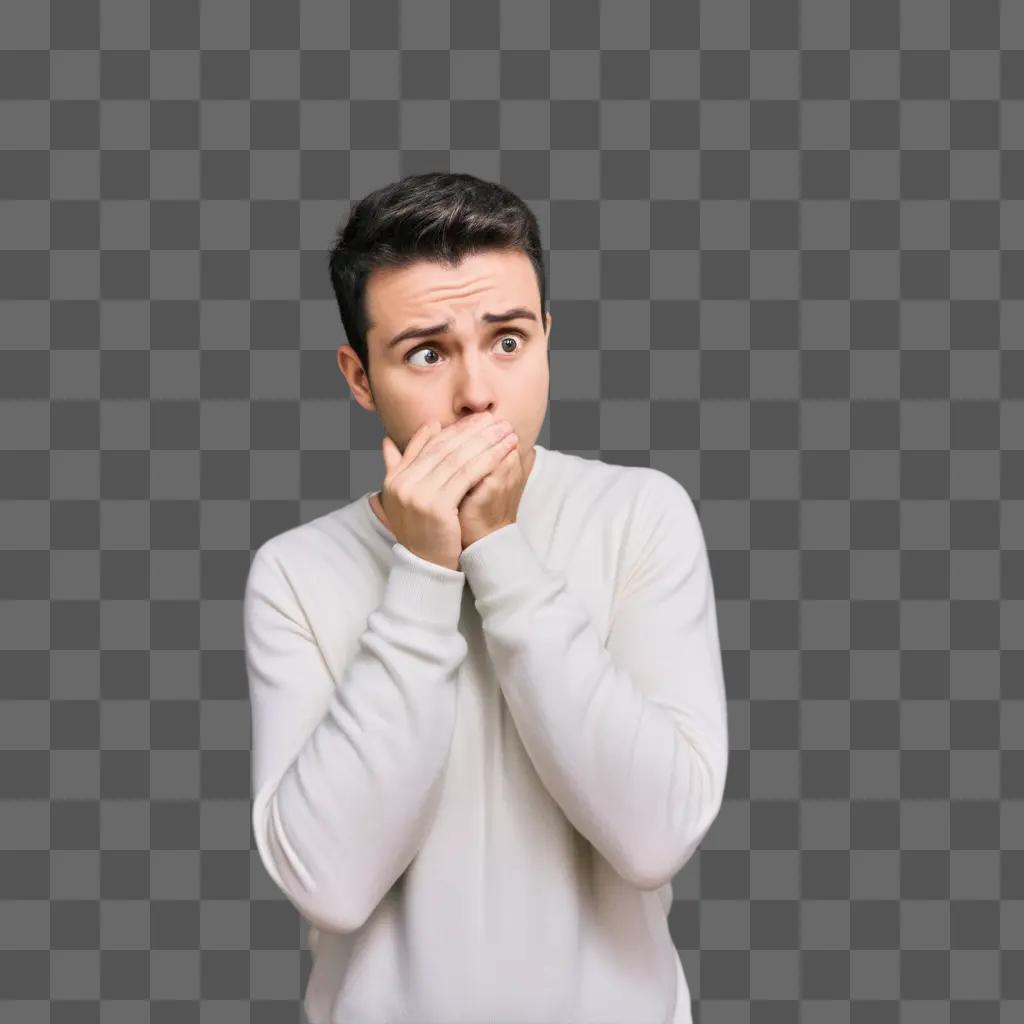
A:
380 541 466 627
457 522 547 599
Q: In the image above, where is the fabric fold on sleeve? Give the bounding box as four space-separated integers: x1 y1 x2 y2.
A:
245 540 469 934
457 473 729 891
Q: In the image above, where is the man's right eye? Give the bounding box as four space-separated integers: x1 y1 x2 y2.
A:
404 345 437 363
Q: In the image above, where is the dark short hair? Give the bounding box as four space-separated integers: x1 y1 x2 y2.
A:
327 171 548 387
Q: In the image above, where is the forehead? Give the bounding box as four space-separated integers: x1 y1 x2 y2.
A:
365 250 540 328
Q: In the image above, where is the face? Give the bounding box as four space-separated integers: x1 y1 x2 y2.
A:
336 248 552 476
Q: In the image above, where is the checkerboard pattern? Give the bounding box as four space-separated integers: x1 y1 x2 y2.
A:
2 0 1022 1021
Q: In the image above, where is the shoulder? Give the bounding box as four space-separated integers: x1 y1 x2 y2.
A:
632 465 699 525
247 501 373 601
574 451 697 531
542 446 697 531
544 447 701 571
599 463 703 581
250 518 322 579
541 446 672 509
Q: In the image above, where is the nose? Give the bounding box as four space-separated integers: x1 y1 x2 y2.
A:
451 368 498 413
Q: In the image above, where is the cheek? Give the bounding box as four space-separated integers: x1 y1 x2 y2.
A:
524 365 549 403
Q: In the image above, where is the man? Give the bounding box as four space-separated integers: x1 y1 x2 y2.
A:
243 171 728 1024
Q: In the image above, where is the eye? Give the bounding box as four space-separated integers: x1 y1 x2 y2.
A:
404 332 526 366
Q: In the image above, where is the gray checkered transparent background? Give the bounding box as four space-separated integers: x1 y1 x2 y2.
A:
2 0 1023 1021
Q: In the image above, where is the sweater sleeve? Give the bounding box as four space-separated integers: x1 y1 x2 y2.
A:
244 540 469 934
457 470 729 891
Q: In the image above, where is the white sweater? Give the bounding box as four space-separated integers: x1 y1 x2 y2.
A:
243 443 729 1024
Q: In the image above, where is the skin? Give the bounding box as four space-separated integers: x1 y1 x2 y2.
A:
335 249 552 534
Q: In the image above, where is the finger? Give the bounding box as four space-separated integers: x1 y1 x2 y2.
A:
470 442 517 493
404 417 512 492
385 421 436 477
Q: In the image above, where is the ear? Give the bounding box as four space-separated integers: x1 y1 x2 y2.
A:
545 309 552 338
337 344 376 412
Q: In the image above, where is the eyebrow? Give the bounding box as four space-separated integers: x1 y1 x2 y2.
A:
385 307 538 350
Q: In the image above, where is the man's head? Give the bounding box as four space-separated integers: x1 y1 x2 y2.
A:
329 172 552 465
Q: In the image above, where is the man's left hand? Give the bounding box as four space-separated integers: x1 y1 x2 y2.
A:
458 441 526 552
